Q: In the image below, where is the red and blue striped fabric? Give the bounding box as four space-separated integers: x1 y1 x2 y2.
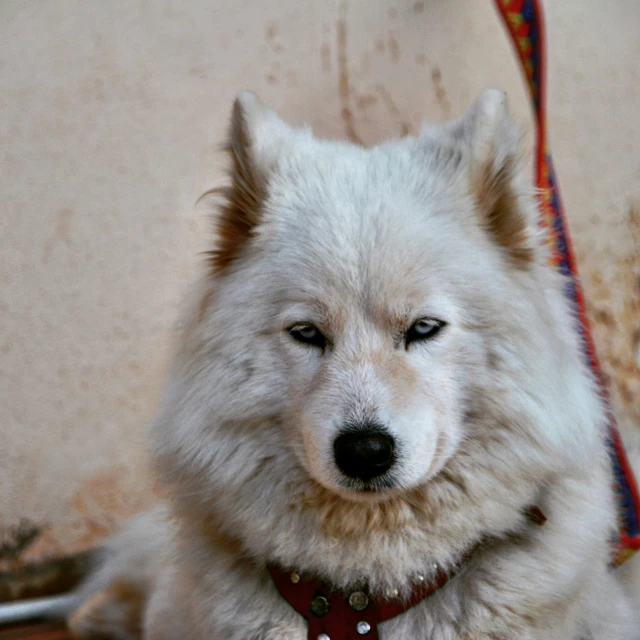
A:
494 0 640 564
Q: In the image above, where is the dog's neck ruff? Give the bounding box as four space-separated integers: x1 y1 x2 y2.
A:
268 555 469 640
268 506 547 639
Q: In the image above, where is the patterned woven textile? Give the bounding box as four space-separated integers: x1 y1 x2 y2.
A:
493 0 640 565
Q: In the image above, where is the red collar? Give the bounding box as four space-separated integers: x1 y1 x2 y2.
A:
268 507 547 639
268 557 467 640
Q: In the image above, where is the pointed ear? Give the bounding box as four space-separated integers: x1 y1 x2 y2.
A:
210 92 294 272
431 89 536 267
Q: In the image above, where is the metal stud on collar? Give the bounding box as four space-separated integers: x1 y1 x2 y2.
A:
310 595 330 617
356 621 371 634
348 591 369 612
317 635 330 640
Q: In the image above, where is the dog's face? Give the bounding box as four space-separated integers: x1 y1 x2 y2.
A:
276 224 474 499
198 90 542 503
270 158 489 500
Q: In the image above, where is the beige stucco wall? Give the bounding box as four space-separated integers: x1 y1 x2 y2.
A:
1 0 639 559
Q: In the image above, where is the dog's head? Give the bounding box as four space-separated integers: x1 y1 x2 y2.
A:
157 91 598 526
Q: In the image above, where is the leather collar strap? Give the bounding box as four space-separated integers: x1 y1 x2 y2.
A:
268 507 547 639
268 559 466 640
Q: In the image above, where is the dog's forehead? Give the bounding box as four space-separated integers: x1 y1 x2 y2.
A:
275 135 462 205
269 139 462 241
261 139 485 308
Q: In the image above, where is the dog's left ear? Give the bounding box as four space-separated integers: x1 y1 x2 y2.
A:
211 92 295 272
431 90 537 267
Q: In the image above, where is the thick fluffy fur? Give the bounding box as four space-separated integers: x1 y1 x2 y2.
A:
69 91 640 639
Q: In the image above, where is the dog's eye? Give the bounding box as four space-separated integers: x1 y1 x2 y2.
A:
405 318 445 347
288 323 326 350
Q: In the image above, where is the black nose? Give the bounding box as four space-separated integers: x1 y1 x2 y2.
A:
333 429 395 482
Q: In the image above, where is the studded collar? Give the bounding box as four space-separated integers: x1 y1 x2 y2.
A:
268 507 547 640
268 555 468 640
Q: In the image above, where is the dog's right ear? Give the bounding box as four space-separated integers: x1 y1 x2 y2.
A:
210 92 293 272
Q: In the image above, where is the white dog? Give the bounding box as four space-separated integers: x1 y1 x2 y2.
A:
68 90 640 639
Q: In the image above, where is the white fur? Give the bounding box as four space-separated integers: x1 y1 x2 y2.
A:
69 91 640 639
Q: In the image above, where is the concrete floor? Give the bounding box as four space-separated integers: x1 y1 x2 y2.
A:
1 0 639 558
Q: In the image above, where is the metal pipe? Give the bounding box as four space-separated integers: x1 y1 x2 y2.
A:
0 593 75 627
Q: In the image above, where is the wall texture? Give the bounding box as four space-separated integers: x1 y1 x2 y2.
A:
1 0 639 561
